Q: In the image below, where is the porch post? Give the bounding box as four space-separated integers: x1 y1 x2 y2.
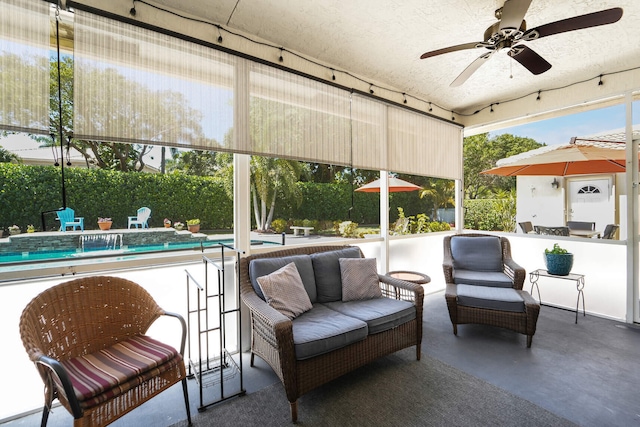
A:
380 170 390 274
624 92 638 323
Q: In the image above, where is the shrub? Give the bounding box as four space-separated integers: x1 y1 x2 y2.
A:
338 221 359 238
271 218 287 233
464 196 516 232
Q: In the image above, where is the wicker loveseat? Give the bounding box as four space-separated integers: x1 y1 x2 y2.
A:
443 233 540 347
239 245 424 422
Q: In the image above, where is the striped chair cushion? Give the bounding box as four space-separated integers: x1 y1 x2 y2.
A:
57 335 182 408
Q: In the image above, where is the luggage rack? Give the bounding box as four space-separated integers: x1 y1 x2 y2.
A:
185 243 245 411
189 348 241 388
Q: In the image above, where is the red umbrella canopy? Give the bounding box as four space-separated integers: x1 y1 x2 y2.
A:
355 177 423 192
481 139 630 177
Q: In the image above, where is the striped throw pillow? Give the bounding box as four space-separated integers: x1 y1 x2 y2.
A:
339 257 382 301
257 262 312 319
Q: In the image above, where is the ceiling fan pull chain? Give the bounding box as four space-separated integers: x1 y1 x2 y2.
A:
510 57 513 79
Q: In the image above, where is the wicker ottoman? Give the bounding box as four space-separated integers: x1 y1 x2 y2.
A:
444 283 540 348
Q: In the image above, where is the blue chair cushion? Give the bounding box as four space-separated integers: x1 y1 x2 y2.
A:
453 269 514 288
291 304 368 360
311 247 362 302
456 284 525 312
450 236 503 272
324 298 415 334
249 255 317 302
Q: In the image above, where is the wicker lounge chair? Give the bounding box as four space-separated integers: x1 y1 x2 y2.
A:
443 233 540 347
19 276 191 427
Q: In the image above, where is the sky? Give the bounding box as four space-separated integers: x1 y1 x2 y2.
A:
490 102 640 146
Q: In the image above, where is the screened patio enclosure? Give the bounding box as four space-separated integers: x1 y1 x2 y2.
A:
1 2 638 317
1 1 640 421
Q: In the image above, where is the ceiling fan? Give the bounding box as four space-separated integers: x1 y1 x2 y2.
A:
420 0 623 87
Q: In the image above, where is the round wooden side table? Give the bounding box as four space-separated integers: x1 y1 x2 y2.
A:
387 270 431 284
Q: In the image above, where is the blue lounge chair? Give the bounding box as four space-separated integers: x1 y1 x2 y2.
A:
128 207 151 229
56 208 84 232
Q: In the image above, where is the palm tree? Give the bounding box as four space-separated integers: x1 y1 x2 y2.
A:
419 179 455 221
251 156 305 231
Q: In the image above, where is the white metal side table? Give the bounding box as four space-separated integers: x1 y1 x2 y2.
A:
529 269 585 324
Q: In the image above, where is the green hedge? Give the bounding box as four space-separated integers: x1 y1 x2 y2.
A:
274 182 430 225
463 198 516 232
1 163 458 233
0 163 232 232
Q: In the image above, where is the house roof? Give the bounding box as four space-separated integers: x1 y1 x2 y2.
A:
0 134 160 173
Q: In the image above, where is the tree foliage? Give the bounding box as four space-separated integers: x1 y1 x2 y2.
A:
42 56 206 172
0 146 20 163
419 179 455 221
169 150 220 176
464 133 543 199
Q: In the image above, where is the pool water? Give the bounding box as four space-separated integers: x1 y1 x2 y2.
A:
0 238 275 265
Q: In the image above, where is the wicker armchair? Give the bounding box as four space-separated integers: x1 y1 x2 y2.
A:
443 234 540 347
240 245 423 422
19 276 191 427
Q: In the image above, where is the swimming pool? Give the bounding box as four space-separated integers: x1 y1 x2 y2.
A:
0 238 278 265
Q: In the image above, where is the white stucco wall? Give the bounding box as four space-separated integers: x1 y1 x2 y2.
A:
516 176 566 231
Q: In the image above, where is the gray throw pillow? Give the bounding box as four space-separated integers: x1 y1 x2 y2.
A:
257 262 313 320
249 254 316 302
339 258 382 301
311 247 362 302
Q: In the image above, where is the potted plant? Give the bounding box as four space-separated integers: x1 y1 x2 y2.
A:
187 219 200 233
9 224 21 235
544 243 574 276
164 218 172 228
174 222 185 231
27 224 36 233
98 217 113 230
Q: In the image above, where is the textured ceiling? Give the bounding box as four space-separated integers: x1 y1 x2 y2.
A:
88 0 640 126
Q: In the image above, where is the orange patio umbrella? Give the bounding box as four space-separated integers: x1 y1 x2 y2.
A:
481 138 630 177
355 177 423 192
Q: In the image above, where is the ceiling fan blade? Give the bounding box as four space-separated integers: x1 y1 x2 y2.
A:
420 42 487 59
499 0 533 31
508 45 552 75
521 7 623 41
450 51 494 87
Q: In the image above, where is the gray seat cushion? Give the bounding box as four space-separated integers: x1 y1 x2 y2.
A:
450 236 503 272
291 304 368 360
249 254 317 302
311 247 362 302
456 284 525 312
324 298 415 334
453 269 514 288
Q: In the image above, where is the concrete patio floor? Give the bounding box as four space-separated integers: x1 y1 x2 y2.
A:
4 290 639 427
